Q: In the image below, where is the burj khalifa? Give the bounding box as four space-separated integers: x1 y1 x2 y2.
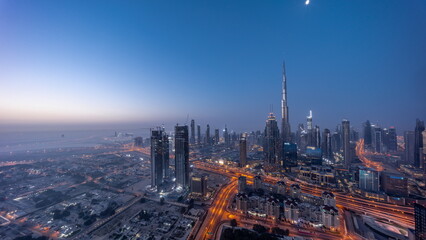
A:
281 62 291 143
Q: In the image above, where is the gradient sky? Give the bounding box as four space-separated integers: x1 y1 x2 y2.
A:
0 0 425 134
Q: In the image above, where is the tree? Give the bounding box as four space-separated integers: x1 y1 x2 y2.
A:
253 224 268 234
230 219 238 228
271 227 289 236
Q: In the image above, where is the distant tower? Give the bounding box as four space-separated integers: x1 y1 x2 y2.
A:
214 129 220 145
197 125 201 144
342 119 351 168
264 113 280 164
175 125 189 189
322 128 332 159
150 128 169 190
281 62 291 143
415 203 426 240
306 110 314 147
386 127 397 152
205 124 211 145
224 125 230 146
238 176 247 193
239 136 247 167
405 131 415 164
314 125 321 148
373 126 382 153
414 119 425 168
190 119 196 144
363 120 372 149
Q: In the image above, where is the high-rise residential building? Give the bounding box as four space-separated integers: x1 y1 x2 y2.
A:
264 113 280 164
380 172 408 196
197 124 201 144
387 127 397 152
254 175 262 190
373 126 382 153
134 137 143 147
205 124 211 145
342 119 351 168
283 142 297 171
190 119 195 144
281 62 291 143
405 131 415 164
306 111 314 147
331 131 341 154
364 120 372 149
414 119 425 168
223 125 230 146
415 203 426 240
322 128 332 159
358 167 380 192
295 123 304 148
314 125 321 149
423 131 426 175
175 125 189 190
238 176 247 193
150 128 169 190
350 128 359 142
190 175 207 197
239 136 247 167
214 129 220 145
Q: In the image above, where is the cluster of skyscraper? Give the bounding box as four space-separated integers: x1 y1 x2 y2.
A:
262 63 354 169
151 120 238 192
363 120 398 153
150 125 189 191
404 119 426 171
189 119 232 146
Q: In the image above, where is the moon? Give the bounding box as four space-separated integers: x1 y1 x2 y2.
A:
305 0 310 5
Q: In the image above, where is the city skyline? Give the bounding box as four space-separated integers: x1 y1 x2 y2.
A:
1 0 425 133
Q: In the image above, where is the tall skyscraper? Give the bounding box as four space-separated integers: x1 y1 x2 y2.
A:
175 125 189 189
264 113 280 164
331 131 341 154
239 136 247 167
214 129 220 145
373 126 382 153
415 203 426 240
205 124 211 145
405 131 415 164
150 128 169 190
190 119 195 144
414 119 425 168
358 167 380 192
363 120 372 149
197 124 201 144
306 111 314 147
224 125 230 146
423 131 426 175
342 119 351 168
281 62 291 143
314 125 321 149
383 127 397 152
322 128 332 159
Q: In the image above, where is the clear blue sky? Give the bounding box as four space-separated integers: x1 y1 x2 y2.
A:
0 0 425 133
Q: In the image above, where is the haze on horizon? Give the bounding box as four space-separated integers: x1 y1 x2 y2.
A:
1 0 425 134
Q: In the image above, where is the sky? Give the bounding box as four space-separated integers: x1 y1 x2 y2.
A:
0 0 425 134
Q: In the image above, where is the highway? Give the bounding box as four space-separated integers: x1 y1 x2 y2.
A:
193 161 415 230
195 180 237 240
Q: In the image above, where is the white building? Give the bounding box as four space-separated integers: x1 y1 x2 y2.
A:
322 191 336 207
321 205 339 230
284 199 299 223
266 197 280 220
